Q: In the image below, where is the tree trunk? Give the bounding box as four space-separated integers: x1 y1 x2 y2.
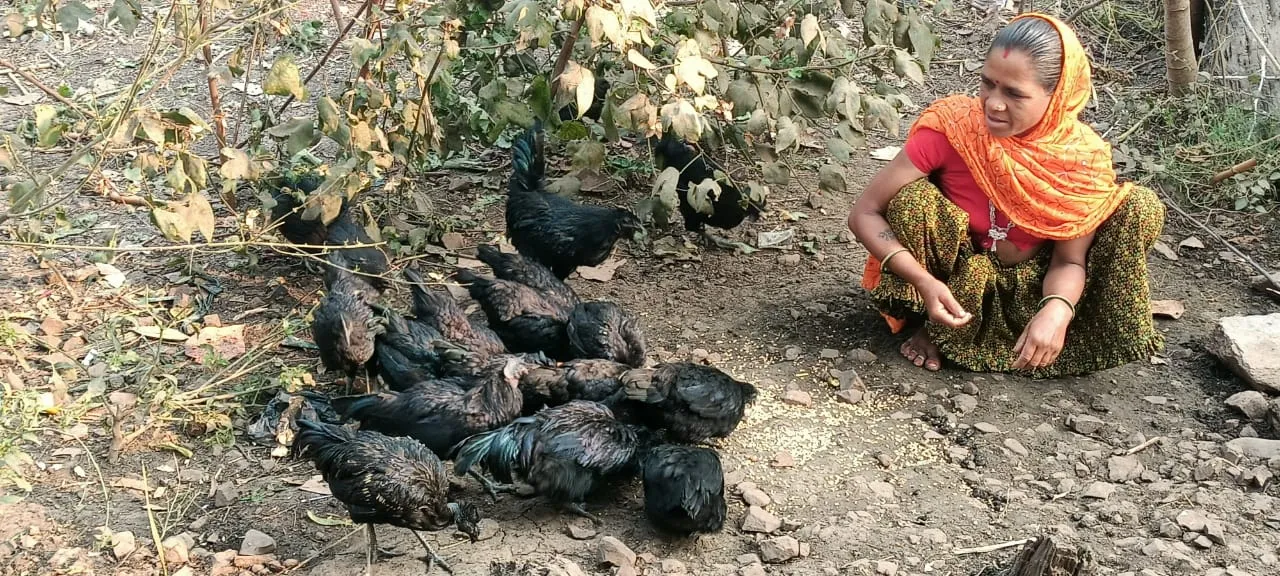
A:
1202 0 1280 109
1166 0 1200 95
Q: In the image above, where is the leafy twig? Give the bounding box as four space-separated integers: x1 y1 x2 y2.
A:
0 57 93 117
407 44 449 159
270 0 378 122
550 11 587 96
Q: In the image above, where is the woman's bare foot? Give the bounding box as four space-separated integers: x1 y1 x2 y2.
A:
900 328 942 371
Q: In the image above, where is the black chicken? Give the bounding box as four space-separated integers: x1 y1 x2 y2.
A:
268 172 390 290
566 301 647 368
518 358 631 415
453 400 651 524
650 131 765 249
313 252 385 391
331 354 537 458
405 268 506 359
616 363 757 443
454 265 576 359
640 444 727 535
292 419 481 575
370 305 468 391
505 122 646 279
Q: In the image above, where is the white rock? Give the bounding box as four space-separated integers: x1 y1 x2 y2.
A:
1211 314 1280 393
1226 438 1280 460
1108 455 1146 483
1082 481 1116 499
238 530 276 556
598 536 636 567
111 531 137 560
741 506 782 533
1225 391 1272 420
758 536 800 563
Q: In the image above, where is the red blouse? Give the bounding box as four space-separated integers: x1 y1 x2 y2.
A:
904 128 1046 251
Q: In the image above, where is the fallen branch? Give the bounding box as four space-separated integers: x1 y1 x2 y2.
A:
1159 192 1280 293
953 538 1035 555
0 57 94 117
1209 158 1258 185
1123 436 1163 456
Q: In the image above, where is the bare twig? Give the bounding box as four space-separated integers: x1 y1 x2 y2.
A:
269 0 377 122
198 0 228 148
1124 436 1164 455
1159 192 1280 292
329 0 345 30
0 57 93 117
1209 158 1258 185
1065 0 1109 24
549 11 587 96
953 538 1036 555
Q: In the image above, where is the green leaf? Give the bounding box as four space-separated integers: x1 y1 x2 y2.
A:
862 95 900 137
762 162 789 186
264 54 306 100
599 97 619 142
633 196 672 228
7 177 49 213
496 101 535 128
652 166 681 210
266 117 318 156
529 76 553 124
689 178 721 215
180 152 208 190
862 0 898 47
56 0 94 33
349 38 379 70
818 164 847 193
907 11 936 68
826 137 852 163
837 120 867 150
166 156 192 194
33 104 64 148
746 110 770 136
775 116 799 153
306 510 352 526
107 0 140 34
892 49 925 86
569 141 605 171
546 175 581 196
724 79 760 114
162 107 213 135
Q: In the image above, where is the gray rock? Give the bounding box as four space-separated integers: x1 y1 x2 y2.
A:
974 422 1000 434
1226 438 1280 460
741 488 772 507
875 560 899 576
1004 438 1030 457
1156 520 1182 539
739 565 767 576
781 390 813 407
111 531 137 560
1176 510 1208 532
759 536 800 563
1082 481 1116 499
567 521 597 540
1066 414 1105 435
962 381 981 396
835 389 864 405
742 506 782 533
829 368 864 391
162 534 193 565
1141 539 1168 556
847 349 877 364
1225 391 1271 420
1204 521 1226 544
920 528 948 544
819 348 840 359
212 482 238 508
598 536 636 567
784 346 802 361
1211 314 1280 393
950 394 978 414
735 554 761 567
660 559 687 574
1108 455 1146 483
238 530 275 556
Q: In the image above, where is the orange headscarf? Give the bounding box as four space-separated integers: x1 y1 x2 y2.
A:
860 14 1129 332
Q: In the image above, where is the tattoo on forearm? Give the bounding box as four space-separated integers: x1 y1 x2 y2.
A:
877 228 897 241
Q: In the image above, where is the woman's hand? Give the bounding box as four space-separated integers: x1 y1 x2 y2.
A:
1012 300 1072 370
919 279 973 328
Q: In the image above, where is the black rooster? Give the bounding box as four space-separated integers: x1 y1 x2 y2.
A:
370 305 468 391
566 301 647 368
293 419 480 575
505 122 646 279
518 358 631 415
454 265 576 360
268 172 390 290
640 444 727 535
453 400 652 524
404 268 506 360
313 252 385 392
650 131 765 249
616 363 757 443
331 355 536 457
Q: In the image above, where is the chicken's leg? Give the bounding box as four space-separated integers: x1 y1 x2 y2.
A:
468 470 517 502
563 502 602 526
410 530 454 574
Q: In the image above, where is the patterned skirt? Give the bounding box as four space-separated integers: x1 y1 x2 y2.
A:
864 180 1166 378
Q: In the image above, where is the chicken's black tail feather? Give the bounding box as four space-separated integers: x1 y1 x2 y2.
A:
650 131 712 183
509 123 545 195
292 419 353 461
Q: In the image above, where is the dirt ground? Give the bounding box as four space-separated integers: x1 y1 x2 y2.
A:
2 1 1279 576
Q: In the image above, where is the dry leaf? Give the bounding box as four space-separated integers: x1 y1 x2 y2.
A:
869 146 901 161
1178 236 1205 249
1152 241 1178 261
1150 299 1185 319
2 92 44 106
306 510 352 526
577 258 626 282
131 326 189 342
184 325 247 364
298 475 331 495
113 477 152 492
456 257 484 269
95 263 127 288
